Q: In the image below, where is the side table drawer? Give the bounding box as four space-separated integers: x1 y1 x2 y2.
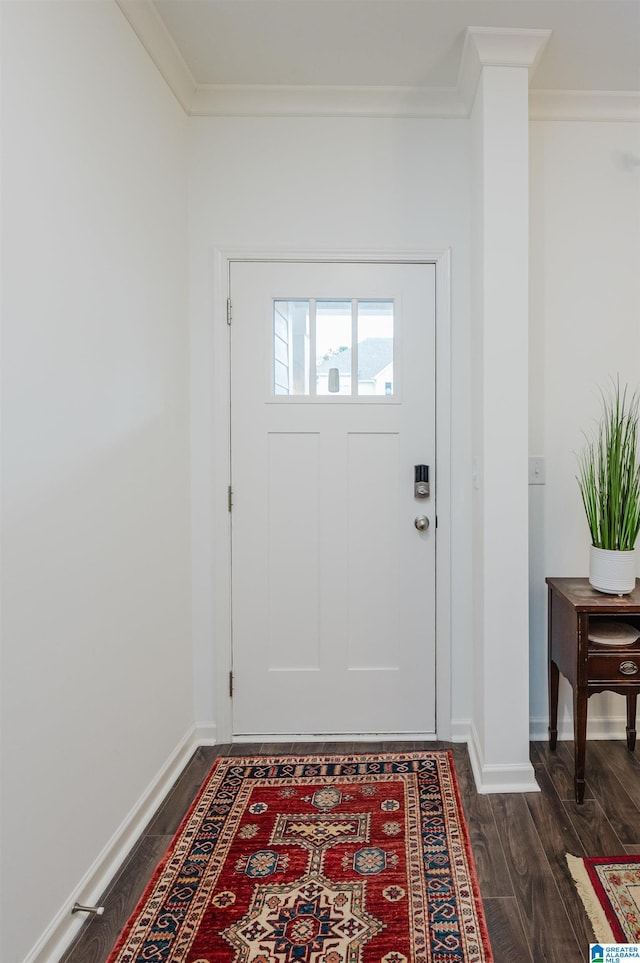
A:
588 653 640 682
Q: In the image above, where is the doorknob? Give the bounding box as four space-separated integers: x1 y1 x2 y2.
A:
414 515 429 531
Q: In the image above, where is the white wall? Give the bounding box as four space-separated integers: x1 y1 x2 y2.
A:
189 111 640 753
1 4 191 960
188 116 473 738
529 119 640 737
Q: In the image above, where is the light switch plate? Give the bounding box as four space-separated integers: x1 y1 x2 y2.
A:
529 455 546 485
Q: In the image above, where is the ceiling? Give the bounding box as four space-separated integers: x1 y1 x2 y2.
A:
152 0 640 93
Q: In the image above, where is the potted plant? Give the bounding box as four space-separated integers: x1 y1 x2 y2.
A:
577 379 640 594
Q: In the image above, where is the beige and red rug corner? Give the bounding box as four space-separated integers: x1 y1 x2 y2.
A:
107 751 493 963
567 853 640 944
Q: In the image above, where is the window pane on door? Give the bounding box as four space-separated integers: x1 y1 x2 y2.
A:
273 300 310 395
316 300 352 396
357 301 394 396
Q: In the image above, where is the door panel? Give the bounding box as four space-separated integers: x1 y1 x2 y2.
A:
230 260 436 736
347 431 400 669
267 431 320 669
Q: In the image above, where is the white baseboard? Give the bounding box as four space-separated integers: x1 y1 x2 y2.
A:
529 714 628 742
194 721 218 745
467 723 540 794
450 718 472 743
24 726 200 963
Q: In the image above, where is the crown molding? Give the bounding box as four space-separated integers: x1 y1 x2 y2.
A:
191 84 466 119
530 89 640 122
115 0 196 112
117 9 638 122
191 84 639 122
458 26 552 111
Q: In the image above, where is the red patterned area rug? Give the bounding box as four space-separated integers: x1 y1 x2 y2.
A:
567 853 640 943
108 751 493 963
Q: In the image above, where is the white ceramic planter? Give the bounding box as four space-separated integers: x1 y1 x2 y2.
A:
589 545 637 595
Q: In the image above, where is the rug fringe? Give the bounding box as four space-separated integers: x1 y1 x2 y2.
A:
566 854 615 944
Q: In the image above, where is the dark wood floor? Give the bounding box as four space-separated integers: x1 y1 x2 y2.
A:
60 738 640 963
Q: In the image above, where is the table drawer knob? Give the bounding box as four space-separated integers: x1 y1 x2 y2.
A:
620 660 639 676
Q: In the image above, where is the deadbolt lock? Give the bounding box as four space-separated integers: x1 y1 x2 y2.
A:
414 465 430 498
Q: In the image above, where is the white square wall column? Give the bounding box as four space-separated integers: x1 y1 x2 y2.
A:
467 29 550 792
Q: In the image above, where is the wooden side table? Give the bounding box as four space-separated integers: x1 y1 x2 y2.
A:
546 576 640 804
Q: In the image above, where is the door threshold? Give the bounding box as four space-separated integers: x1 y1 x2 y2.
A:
232 732 439 743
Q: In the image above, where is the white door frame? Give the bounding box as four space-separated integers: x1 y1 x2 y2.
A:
207 248 452 745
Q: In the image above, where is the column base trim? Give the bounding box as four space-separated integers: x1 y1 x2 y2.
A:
468 723 540 794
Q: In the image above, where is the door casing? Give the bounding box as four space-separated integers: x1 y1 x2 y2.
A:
208 248 452 744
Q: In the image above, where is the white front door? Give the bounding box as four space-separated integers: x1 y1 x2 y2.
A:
230 260 436 737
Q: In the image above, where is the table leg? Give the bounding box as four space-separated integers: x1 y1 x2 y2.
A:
573 687 588 804
626 693 637 752
548 659 559 750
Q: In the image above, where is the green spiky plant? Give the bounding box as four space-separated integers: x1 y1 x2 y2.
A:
577 380 640 552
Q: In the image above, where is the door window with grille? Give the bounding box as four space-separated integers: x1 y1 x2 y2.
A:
273 299 394 398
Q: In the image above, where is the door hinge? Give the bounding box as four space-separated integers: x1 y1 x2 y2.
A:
227 298 232 325
229 670 234 698
228 485 233 512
